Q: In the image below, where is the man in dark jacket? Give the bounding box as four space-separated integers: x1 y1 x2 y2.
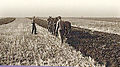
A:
32 16 37 34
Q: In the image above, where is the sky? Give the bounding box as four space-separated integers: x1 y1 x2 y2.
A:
0 0 120 17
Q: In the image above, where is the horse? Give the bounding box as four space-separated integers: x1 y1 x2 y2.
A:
64 21 71 36
55 19 71 43
47 17 57 35
47 16 54 34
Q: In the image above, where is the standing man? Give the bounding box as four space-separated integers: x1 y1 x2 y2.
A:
32 16 37 34
56 16 65 43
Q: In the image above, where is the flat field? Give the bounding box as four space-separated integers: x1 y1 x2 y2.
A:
39 17 120 67
0 17 120 67
0 18 102 67
62 17 120 35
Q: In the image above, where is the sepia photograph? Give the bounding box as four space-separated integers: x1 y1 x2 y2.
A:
0 0 120 67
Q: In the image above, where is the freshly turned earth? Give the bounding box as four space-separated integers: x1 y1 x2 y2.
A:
35 18 120 67
1 17 120 67
0 17 15 25
66 27 120 67
0 18 102 67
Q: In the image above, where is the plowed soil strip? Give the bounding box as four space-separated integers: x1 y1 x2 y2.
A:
0 18 102 67
0 17 15 25
35 18 120 67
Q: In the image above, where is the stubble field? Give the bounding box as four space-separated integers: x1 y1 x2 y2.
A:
0 17 120 67
38 17 120 67
0 18 103 67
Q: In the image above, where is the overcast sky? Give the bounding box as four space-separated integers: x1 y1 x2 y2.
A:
0 0 120 17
